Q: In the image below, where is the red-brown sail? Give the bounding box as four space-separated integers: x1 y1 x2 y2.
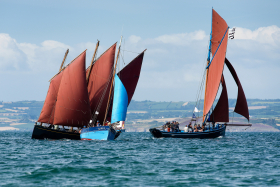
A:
37 72 63 124
203 9 229 118
225 58 249 121
53 51 91 127
210 75 229 122
211 9 229 56
117 50 146 106
87 43 116 122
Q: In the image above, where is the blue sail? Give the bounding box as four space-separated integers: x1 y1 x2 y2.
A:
111 74 128 124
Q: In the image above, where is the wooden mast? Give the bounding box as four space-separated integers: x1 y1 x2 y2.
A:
103 36 122 125
87 41 100 84
59 49 69 72
202 9 213 123
203 60 210 122
49 50 87 82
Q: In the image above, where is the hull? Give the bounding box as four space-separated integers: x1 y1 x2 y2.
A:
80 126 121 140
31 125 80 140
149 125 226 139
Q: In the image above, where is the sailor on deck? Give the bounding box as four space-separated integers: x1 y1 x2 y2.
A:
188 124 193 132
184 125 189 132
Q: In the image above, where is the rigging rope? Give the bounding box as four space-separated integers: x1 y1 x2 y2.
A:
193 39 211 118
89 66 115 127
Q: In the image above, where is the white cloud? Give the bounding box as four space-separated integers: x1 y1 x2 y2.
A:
234 25 280 45
0 34 28 71
41 40 70 50
124 26 280 101
155 30 207 45
0 25 280 101
129 35 141 44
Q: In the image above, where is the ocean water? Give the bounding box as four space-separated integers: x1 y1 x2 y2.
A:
0 131 280 187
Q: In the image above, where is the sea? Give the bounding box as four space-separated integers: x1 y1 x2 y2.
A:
0 131 280 187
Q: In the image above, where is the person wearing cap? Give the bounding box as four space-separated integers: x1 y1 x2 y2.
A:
96 121 100 127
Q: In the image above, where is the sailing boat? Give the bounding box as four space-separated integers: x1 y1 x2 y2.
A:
32 41 146 140
80 40 146 140
150 9 251 139
32 50 92 140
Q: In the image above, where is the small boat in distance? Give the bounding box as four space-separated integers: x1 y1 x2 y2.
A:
150 8 251 139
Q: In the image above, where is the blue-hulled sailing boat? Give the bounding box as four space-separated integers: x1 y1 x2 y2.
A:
80 75 129 140
80 40 146 140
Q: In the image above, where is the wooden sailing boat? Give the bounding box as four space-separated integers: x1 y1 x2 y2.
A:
80 39 146 140
32 50 92 140
150 9 251 139
32 40 146 140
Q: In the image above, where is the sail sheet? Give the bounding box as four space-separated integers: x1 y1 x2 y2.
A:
111 75 128 123
87 43 116 123
225 58 249 121
203 9 229 119
210 75 229 122
117 50 145 106
37 72 63 124
53 51 91 127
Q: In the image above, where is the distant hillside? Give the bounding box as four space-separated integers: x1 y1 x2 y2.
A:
127 99 280 120
0 99 280 131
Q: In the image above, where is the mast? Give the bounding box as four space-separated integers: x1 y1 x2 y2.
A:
203 61 210 123
203 9 213 123
59 49 69 72
103 36 122 125
49 50 86 82
87 41 100 84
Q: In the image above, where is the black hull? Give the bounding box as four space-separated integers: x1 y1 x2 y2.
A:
149 125 226 139
114 131 121 140
31 125 80 140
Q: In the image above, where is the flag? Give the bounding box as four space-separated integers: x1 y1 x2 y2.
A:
192 113 196 119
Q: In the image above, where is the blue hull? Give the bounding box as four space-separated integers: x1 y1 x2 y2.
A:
80 126 119 140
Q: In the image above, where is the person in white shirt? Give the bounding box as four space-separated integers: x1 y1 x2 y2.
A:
184 125 189 132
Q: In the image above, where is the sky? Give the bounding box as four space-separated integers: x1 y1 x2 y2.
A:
0 0 279 102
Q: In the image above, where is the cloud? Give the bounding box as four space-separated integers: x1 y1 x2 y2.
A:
0 34 28 71
234 25 280 45
155 30 207 45
0 34 74 72
129 35 141 44
0 25 280 101
122 26 280 101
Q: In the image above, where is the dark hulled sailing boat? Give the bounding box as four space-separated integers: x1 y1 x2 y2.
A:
32 42 146 140
32 51 91 139
150 9 251 139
